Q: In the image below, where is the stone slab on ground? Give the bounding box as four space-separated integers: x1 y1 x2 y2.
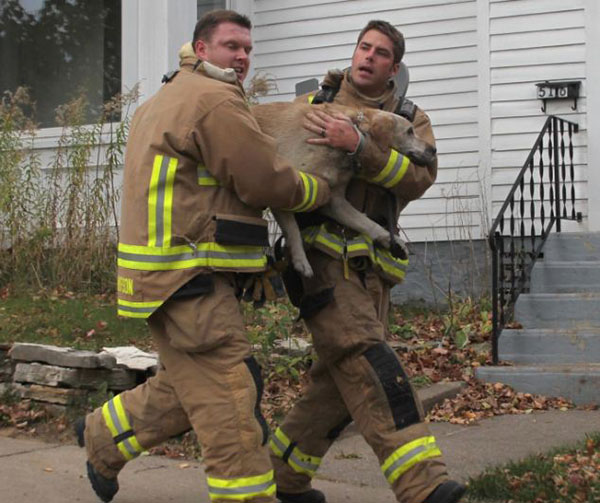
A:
10 383 87 405
101 346 158 373
13 362 138 391
9 343 116 369
272 337 312 357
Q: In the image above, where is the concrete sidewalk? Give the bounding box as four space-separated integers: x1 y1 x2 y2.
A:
0 408 599 503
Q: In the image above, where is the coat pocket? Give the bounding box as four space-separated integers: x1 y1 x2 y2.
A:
213 214 269 246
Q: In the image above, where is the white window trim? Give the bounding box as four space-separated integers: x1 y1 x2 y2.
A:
28 0 254 142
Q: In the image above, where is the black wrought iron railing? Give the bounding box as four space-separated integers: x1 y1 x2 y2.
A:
489 115 580 363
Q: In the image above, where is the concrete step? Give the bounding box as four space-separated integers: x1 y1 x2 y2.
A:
542 232 600 261
499 328 600 363
474 363 600 406
514 292 600 329
530 261 600 293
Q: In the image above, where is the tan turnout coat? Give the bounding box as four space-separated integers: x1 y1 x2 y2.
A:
117 61 329 318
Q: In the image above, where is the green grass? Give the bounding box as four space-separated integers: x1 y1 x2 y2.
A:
0 292 151 352
466 432 600 502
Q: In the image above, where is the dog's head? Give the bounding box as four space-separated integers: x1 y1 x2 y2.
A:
363 111 437 168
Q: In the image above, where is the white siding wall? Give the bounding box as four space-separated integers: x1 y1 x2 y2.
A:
489 0 588 232
252 0 483 242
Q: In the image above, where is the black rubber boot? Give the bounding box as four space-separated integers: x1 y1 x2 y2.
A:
424 480 466 503
276 488 326 503
75 417 120 502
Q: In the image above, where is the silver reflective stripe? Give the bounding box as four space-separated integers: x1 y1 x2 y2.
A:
270 432 320 473
379 153 407 187
288 451 320 473
376 249 406 269
208 480 275 496
118 249 264 263
107 400 138 458
383 444 428 480
117 304 156 314
270 432 286 454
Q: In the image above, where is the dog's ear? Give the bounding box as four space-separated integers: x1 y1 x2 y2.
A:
366 112 397 149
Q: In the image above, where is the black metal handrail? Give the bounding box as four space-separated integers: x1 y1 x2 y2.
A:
488 115 580 363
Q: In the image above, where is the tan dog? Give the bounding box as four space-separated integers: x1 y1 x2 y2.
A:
252 102 437 277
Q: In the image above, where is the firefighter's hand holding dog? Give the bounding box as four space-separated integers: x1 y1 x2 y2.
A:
303 109 361 152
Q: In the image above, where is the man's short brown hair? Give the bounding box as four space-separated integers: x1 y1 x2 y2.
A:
193 9 252 46
357 20 405 63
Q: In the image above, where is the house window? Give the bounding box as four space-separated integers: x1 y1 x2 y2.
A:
0 0 121 128
197 1 226 18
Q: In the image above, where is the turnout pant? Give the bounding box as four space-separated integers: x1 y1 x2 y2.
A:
271 250 448 503
83 273 275 503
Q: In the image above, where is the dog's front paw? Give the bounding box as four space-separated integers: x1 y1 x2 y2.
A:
293 257 314 278
374 232 391 249
390 235 409 260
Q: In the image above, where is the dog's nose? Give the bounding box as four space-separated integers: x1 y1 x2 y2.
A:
427 145 437 156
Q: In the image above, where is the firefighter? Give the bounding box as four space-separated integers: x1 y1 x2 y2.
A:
270 21 466 503
75 10 334 503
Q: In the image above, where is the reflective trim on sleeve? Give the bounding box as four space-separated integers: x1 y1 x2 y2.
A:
197 164 221 186
117 242 267 272
367 149 410 189
301 224 408 283
148 155 178 248
269 427 322 477
206 470 276 501
301 225 344 255
288 172 319 212
381 436 442 485
101 394 144 461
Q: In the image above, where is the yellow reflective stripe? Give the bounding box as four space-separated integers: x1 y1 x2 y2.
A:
117 242 267 272
207 470 276 501
147 155 163 247
198 164 220 186
147 155 178 247
382 436 442 484
367 149 410 189
117 309 150 319
101 395 144 461
288 172 319 212
269 428 322 477
162 157 178 248
375 248 408 281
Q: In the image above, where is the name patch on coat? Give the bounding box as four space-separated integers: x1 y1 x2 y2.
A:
118 276 134 295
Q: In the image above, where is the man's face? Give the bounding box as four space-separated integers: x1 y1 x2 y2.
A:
194 22 252 82
350 29 399 97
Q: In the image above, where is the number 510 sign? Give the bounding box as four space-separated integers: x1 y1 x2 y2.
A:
535 80 581 112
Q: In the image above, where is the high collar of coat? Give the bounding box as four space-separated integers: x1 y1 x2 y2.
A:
177 42 240 86
340 69 398 110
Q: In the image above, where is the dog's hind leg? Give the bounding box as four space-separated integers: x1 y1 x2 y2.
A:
272 210 314 278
